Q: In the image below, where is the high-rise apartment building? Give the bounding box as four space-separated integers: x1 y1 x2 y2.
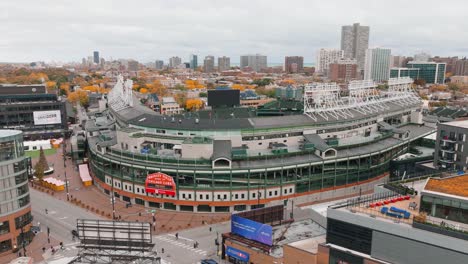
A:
414 52 431 62
284 56 304 73
455 58 468 76
240 54 267 72
93 51 99 64
364 48 392 82
203 55 215 73
341 23 369 70
328 59 358 82
407 61 446 84
0 130 32 256
190 54 198 70
391 55 406 68
432 56 458 73
169 56 182 68
316 49 344 74
218 56 231 72
127 60 139 71
434 120 468 171
155 60 164 70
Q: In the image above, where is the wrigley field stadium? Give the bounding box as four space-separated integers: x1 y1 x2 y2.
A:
83 76 435 213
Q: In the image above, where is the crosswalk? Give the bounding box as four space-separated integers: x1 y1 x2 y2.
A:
155 235 207 256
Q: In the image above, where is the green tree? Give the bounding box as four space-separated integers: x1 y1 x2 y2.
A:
199 92 207 97
34 147 49 181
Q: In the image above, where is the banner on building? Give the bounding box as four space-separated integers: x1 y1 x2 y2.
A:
33 110 62 125
231 215 273 246
226 245 250 262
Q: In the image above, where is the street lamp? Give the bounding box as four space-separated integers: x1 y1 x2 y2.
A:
63 132 70 201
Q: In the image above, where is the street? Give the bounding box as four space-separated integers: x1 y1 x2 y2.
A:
153 221 231 264
31 187 230 264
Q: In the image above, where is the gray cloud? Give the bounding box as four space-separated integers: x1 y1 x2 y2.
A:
1 0 467 63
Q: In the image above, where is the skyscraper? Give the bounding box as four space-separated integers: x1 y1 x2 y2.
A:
284 56 304 73
341 23 370 70
127 60 139 71
93 51 99 64
169 56 182 68
414 52 431 62
155 60 164 70
328 59 358 82
203 55 215 73
316 49 344 73
240 54 267 72
455 58 468 76
190 54 198 70
218 56 231 72
364 48 392 82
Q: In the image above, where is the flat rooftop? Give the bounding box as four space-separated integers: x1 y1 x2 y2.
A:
425 175 468 198
270 219 326 257
441 120 468 129
287 235 326 254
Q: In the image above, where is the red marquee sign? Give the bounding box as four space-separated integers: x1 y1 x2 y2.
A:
145 172 176 196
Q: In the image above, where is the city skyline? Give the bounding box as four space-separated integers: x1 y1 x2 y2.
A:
1 0 468 63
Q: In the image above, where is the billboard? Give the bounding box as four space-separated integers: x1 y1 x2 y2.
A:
207 89 240 108
33 110 62 125
231 215 273 246
226 245 250 262
76 219 153 251
145 172 176 196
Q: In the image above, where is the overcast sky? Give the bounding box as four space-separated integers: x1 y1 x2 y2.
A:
1 0 468 64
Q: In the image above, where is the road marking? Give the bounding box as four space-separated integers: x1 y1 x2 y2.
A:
167 233 194 242
59 216 68 220
154 235 206 255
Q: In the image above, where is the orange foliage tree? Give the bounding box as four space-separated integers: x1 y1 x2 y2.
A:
45 81 57 91
185 98 204 111
68 90 89 107
231 84 246 91
185 80 205 89
148 80 168 96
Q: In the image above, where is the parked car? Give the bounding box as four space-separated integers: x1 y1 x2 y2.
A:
200 259 218 264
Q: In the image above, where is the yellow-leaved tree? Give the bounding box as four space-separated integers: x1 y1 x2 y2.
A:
185 98 204 111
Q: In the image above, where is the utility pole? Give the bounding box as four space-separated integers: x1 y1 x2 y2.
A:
20 226 26 257
63 132 70 201
109 158 116 220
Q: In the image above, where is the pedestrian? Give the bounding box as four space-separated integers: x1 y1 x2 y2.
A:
175 232 178 240
45 208 48 214
209 227 212 232
42 247 46 253
161 248 164 254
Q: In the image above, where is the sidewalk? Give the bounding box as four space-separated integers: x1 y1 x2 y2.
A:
0 232 59 264
31 141 230 234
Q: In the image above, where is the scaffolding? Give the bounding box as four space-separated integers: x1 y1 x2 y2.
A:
303 77 422 120
386 77 420 106
303 83 353 121
69 219 159 264
108 75 134 112
348 79 388 114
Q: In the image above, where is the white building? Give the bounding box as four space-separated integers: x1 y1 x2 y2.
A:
169 56 182 68
316 49 344 74
240 54 267 72
218 56 231 72
364 48 392 82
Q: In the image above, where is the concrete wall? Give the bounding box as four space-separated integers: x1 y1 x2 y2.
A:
372 230 468 264
181 143 212 159
224 239 281 264
327 207 468 256
283 244 317 264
